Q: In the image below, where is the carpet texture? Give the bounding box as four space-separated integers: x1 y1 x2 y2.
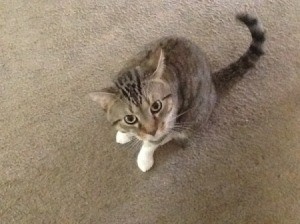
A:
1 0 299 223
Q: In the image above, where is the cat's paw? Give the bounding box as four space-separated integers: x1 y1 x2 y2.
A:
137 152 154 172
116 131 132 144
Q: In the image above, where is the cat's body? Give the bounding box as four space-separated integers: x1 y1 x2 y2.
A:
90 14 265 172
114 37 217 141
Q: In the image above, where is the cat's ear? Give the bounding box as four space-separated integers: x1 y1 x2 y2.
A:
149 47 165 78
89 87 118 111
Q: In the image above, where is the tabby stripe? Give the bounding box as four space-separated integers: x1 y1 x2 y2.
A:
133 69 143 104
134 69 142 93
251 31 265 42
112 119 121 126
162 94 172 100
168 61 185 114
249 44 264 56
127 71 133 81
176 59 191 106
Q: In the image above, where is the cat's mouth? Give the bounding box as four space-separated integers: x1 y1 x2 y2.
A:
148 132 168 142
136 131 166 142
148 134 168 144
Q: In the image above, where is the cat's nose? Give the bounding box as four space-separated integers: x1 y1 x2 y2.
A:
148 129 156 136
142 123 157 136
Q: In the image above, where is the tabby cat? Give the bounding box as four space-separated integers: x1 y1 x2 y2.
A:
90 13 265 172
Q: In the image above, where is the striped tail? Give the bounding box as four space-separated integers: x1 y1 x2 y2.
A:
213 13 266 93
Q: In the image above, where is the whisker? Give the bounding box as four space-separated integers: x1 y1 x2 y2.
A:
172 124 195 130
167 109 192 123
126 138 142 150
125 139 136 150
171 125 199 135
172 125 192 130
172 123 194 128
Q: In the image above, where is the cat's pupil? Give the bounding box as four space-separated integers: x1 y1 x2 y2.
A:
151 100 162 113
124 115 137 124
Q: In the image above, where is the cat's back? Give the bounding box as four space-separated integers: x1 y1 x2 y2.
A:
144 36 207 66
119 36 209 75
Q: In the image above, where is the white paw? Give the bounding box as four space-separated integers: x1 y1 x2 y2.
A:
137 151 154 172
116 131 132 144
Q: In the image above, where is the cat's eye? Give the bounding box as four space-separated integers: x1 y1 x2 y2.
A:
150 100 162 114
124 115 138 124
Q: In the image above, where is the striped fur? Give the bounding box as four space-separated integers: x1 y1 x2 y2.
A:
114 69 143 106
213 13 266 93
92 13 266 139
90 13 266 172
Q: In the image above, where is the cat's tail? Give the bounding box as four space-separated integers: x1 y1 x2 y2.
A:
212 13 266 94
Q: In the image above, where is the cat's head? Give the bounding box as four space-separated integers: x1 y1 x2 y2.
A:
90 48 176 141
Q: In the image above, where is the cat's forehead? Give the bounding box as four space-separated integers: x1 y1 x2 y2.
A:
146 80 169 98
114 68 144 106
113 66 170 109
114 67 148 106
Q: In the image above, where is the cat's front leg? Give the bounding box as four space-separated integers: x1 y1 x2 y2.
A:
116 131 133 144
137 141 158 172
137 136 173 172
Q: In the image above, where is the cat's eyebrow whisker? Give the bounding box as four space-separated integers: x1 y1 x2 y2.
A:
172 124 197 131
167 109 192 123
172 126 195 134
172 123 193 128
168 122 195 129
175 127 196 133
173 124 192 129
173 121 195 126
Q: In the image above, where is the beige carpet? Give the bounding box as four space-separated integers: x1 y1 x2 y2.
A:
1 0 299 223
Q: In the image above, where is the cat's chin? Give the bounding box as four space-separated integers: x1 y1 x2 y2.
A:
135 133 166 142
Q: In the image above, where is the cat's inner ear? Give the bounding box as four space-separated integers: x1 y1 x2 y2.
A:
89 87 118 111
149 47 165 78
